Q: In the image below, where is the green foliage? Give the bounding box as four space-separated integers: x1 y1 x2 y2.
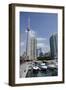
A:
37 56 52 60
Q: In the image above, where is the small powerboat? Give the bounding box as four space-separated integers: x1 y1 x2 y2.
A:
32 66 40 73
40 63 47 71
47 64 57 70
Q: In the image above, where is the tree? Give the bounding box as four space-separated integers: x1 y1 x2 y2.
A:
37 56 52 60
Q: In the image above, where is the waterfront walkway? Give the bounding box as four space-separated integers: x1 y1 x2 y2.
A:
20 62 32 77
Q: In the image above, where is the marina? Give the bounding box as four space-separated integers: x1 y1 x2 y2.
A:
20 60 58 78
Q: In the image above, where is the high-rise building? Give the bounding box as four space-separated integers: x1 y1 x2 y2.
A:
26 18 37 60
36 48 43 57
50 33 58 59
30 36 37 60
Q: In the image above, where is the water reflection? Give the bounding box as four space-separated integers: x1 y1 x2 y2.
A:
26 68 58 77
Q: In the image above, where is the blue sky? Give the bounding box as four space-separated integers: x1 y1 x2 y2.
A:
20 12 58 56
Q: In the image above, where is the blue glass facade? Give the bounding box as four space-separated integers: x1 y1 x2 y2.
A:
50 33 58 59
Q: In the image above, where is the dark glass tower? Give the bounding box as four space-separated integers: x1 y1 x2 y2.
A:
50 33 58 59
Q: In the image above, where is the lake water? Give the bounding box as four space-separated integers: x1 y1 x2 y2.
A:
26 68 58 77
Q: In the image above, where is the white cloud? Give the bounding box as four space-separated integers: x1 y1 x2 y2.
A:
42 46 50 53
25 29 36 37
20 42 26 56
37 43 45 48
37 37 46 41
29 30 36 37
37 43 49 49
20 42 24 46
25 29 28 33
37 42 50 53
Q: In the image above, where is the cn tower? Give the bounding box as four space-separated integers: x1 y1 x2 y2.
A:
26 17 37 60
26 17 31 60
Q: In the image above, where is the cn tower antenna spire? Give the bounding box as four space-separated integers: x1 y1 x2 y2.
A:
27 17 30 31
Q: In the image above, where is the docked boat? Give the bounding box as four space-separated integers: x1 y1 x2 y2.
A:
40 63 48 71
47 64 57 70
32 66 40 73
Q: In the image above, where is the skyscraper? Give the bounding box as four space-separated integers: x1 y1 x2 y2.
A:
30 35 37 60
26 18 37 60
36 48 43 57
50 33 58 59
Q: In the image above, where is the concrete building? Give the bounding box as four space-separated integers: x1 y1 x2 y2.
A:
50 33 58 59
30 36 37 60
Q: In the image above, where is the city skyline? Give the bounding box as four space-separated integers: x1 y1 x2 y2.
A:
20 12 58 56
